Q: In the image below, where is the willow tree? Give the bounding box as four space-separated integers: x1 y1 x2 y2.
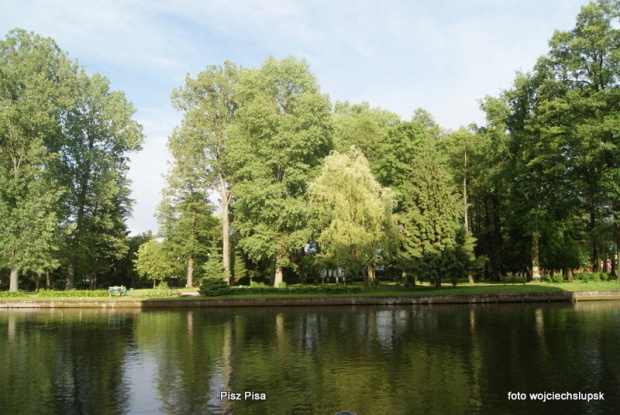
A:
229 56 333 287
309 147 395 291
169 61 240 283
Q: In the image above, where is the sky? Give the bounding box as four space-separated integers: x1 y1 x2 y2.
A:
3 0 591 236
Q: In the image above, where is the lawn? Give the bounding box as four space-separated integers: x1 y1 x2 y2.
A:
2 280 620 301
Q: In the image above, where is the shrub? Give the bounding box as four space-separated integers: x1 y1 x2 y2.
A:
139 289 180 297
199 278 232 296
542 275 552 283
552 274 564 283
0 291 26 298
228 285 363 296
37 289 109 297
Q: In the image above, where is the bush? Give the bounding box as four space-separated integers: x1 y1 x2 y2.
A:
0 291 26 298
139 289 180 297
501 275 526 284
552 274 564 283
199 278 232 296
37 289 109 297
228 285 363 296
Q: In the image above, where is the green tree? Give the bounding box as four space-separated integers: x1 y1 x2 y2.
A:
134 239 176 287
157 179 220 287
60 71 143 289
398 124 473 288
537 0 620 274
476 0 620 280
229 56 333 287
309 146 395 290
332 101 400 162
374 109 441 210
0 29 74 291
170 61 241 283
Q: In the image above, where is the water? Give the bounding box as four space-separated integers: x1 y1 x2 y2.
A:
1 303 620 414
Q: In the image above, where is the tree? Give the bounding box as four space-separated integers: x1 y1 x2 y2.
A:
60 72 143 289
309 147 395 291
170 61 240 284
373 109 440 206
475 0 620 280
537 0 620 274
157 177 220 287
229 56 333 287
332 101 400 163
134 239 176 287
0 29 74 291
398 122 474 288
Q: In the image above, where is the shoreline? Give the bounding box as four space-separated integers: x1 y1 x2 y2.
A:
1 291 620 308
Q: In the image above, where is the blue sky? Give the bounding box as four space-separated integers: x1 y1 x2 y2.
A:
3 0 589 235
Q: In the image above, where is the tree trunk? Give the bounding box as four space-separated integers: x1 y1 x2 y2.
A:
531 233 541 282
463 151 469 232
364 264 375 291
187 251 194 288
66 253 77 290
273 263 283 287
468 273 475 284
434 275 442 289
65 137 92 290
9 266 19 292
221 187 231 285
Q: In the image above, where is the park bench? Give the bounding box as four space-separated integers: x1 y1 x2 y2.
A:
108 286 127 296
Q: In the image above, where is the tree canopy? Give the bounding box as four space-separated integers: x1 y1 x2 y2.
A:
3 1 620 291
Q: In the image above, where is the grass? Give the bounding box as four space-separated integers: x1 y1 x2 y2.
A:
3 280 620 301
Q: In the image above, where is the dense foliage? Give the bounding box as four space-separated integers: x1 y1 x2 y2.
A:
0 29 143 292
3 0 619 292
198 279 363 297
36 289 110 297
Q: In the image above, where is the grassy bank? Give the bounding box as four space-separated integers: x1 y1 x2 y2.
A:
215 280 620 299
3 280 619 301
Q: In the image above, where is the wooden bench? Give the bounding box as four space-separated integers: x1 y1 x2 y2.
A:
108 286 127 296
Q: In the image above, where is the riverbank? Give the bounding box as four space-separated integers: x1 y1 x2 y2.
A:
2 290 620 308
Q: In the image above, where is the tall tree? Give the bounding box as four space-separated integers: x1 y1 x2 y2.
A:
308 146 395 290
397 117 474 288
538 0 620 273
229 56 333 287
332 101 400 163
60 71 143 289
157 173 220 287
170 61 240 283
0 29 74 291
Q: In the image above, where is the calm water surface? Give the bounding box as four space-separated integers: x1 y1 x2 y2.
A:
1 303 620 415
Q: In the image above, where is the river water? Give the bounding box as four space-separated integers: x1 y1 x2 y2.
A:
1 302 619 414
